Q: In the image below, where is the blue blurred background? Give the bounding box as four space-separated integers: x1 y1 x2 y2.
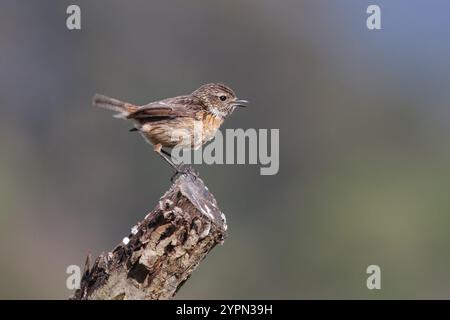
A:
1 0 450 299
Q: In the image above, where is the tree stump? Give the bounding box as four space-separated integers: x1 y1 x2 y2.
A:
71 172 228 300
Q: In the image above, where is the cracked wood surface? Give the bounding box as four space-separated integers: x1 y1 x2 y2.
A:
71 172 227 300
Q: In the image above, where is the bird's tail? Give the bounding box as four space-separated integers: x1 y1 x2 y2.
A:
92 94 138 119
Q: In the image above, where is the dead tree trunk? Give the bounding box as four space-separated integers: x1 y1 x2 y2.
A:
71 172 228 300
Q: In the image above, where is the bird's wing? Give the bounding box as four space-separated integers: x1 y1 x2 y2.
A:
126 96 203 120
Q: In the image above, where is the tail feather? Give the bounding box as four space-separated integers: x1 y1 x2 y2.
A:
93 94 137 119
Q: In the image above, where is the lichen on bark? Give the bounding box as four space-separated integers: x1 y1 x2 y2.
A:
71 172 227 300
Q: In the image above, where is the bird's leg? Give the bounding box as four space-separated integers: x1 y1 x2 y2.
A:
153 144 180 172
161 148 179 163
153 144 197 181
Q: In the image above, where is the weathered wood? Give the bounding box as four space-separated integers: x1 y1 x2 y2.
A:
71 171 227 300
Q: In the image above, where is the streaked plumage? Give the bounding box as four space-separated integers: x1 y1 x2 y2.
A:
93 83 247 150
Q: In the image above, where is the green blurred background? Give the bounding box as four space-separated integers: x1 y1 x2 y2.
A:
1 0 450 299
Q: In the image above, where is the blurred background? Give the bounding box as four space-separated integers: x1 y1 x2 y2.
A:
1 0 450 299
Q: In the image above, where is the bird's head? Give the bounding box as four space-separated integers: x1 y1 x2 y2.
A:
192 83 248 118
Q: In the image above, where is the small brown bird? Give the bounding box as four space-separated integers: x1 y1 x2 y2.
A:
93 83 248 174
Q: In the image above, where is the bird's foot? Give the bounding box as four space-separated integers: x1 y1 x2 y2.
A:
170 164 198 183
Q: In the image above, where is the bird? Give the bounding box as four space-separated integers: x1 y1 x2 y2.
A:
93 83 248 176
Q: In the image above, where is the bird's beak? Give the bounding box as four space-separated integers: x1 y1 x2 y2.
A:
233 99 249 108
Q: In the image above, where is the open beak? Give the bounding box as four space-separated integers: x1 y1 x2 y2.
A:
233 99 249 108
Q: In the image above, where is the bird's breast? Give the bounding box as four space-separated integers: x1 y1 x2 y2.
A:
138 113 223 150
201 113 224 144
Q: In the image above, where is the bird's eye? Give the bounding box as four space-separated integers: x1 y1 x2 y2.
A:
219 95 227 101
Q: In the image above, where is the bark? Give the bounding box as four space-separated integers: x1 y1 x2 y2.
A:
71 171 227 300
